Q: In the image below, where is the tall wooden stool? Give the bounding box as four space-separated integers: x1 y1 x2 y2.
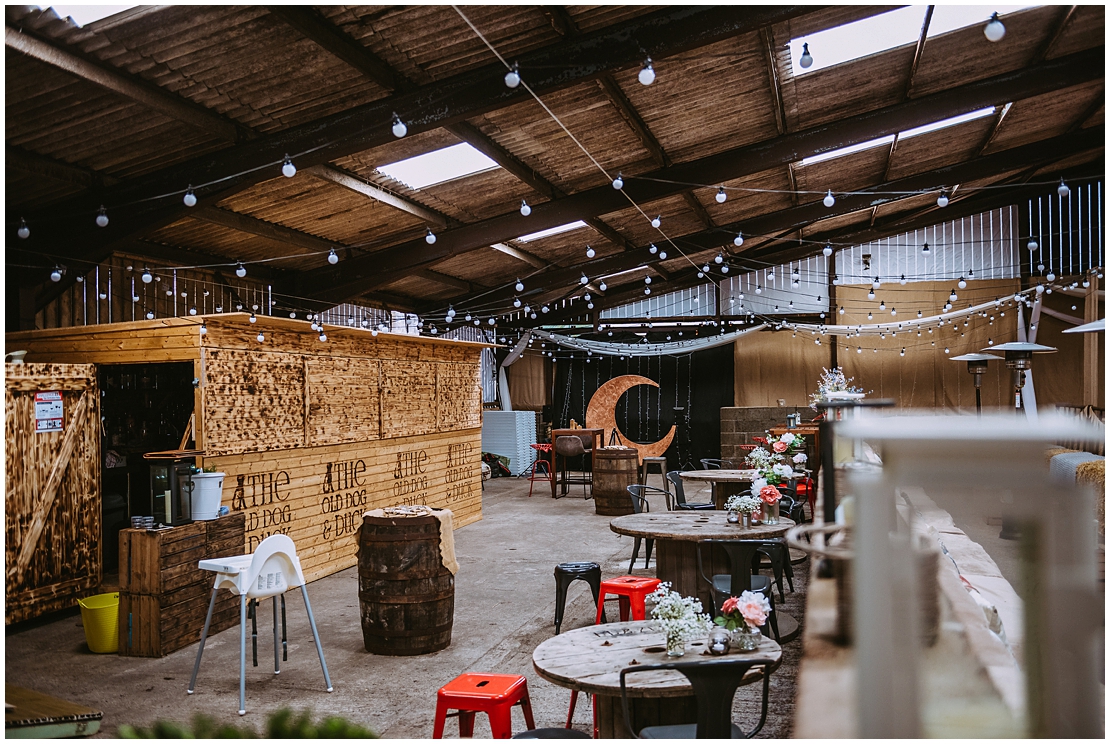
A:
639 456 669 493
433 673 536 739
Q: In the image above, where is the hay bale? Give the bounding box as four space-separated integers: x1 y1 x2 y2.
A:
1044 447 1079 465
1076 460 1105 537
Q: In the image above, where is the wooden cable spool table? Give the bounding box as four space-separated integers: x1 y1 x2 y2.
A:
678 469 759 510
609 512 800 642
532 620 781 738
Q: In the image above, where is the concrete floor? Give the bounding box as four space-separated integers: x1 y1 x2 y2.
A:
5 474 695 738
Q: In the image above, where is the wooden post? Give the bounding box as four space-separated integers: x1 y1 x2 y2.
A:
828 250 839 369
1083 274 1099 406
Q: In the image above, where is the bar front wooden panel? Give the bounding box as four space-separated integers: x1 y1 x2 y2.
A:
205 428 483 583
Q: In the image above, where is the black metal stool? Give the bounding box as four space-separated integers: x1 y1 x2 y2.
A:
553 562 603 634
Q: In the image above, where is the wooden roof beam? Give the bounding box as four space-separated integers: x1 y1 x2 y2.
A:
302 48 1104 300
880 6 934 183
190 208 339 258
19 6 816 261
303 165 454 228
426 126 1101 314
4 24 251 143
6 144 118 190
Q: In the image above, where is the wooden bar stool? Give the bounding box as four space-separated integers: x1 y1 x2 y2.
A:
433 673 536 739
639 456 669 492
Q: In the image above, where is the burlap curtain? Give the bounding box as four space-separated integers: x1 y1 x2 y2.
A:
733 279 1100 411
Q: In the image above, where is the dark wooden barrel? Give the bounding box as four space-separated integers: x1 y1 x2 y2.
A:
358 513 454 655
592 448 640 516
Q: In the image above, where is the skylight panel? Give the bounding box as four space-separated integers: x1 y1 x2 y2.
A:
801 135 895 166
799 106 999 166
376 143 499 190
45 5 136 26
899 107 997 139
789 7 925 75
927 5 1040 38
517 221 588 243
789 5 1040 76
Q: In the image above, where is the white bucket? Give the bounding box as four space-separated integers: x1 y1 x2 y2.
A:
189 472 225 521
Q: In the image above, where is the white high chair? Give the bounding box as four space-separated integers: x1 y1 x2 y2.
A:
187 534 333 715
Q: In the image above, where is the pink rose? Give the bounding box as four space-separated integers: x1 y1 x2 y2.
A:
759 485 782 504
772 441 788 453
738 596 768 627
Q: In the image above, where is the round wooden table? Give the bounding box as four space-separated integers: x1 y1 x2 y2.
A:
678 469 758 509
533 620 781 738
609 511 800 642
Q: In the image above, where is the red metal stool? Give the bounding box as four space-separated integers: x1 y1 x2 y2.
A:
566 576 663 733
433 673 536 739
528 444 553 497
594 576 662 624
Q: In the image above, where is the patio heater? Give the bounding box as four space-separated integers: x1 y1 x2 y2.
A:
982 342 1057 413
949 353 1003 415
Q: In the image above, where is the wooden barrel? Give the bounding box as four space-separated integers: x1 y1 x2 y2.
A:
358 513 454 655
592 448 640 516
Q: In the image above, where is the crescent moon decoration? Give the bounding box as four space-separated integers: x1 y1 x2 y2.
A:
585 375 676 464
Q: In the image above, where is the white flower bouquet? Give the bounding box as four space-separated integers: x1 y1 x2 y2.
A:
810 366 864 410
648 582 710 650
725 494 762 514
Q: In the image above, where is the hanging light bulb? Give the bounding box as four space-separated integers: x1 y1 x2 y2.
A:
146 310 155 320
183 187 197 207
474 318 481 326
16 218 30 239
949 289 958 302
585 245 596 258
49 265 63 282
922 242 931 255
1046 271 1056 282
823 190 835 208
515 278 524 293
199 322 207 335
799 42 813 69
1057 178 1070 198
767 270 775 281
188 306 196 315
879 300 886 310
319 332 327 342
425 228 437 244
715 187 727 203
937 190 949 208
868 290 876 300
95 206 109 227
658 251 667 259
891 308 897 316
958 276 967 289
899 274 907 285
249 312 257 324
464 313 472 322
644 276 652 285
651 215 661 229
513 297 522 308
256 331 265 342
944 346 950 354
867 311 873 320
721 265 730 274
612 173 624 189
638 57 655 86
857 346 862 354
1027 238 1039 252
599 281 607 291
327 249 339 265
872 279 881 290
832 274 840 286
391 113 407 138
541 305 550 314
734 233 744 247
984 12 1006 41
644 287 651 295
281 156 296 178
714 253 724 264
504 62 521 88
580 274 589 285
822 243 833 257
520 200 531 216
141 268 153 283
587 302 594 309
755 285 762 294
648 244 658 255
236 262 247 278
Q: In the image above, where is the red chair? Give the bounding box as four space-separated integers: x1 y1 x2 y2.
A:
433 673 536 739
527 444 553 497
795 475 816 521
594 576 662 624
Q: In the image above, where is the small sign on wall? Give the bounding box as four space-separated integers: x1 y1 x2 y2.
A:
34 391 64 433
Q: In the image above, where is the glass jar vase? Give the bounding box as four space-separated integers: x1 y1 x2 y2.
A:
762 500 780 525
666 633 686 657
732 625 763 652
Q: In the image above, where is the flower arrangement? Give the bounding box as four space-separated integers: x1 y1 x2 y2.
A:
715 591 772 631
758 484 783 505
725 494 762 514
809 366 864 410
648 582 710 654
745 432 805 493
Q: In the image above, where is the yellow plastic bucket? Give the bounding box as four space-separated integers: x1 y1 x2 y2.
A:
77 592 119 653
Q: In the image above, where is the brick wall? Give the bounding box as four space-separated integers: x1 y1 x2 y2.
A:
720 406 815 464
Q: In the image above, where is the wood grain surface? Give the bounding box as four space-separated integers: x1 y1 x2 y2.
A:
610 511 794 541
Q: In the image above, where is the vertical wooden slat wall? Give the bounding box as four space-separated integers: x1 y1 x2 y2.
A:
7 315 486 587
5 363 101 624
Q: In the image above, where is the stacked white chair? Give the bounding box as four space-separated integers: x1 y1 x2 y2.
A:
187 534 333 715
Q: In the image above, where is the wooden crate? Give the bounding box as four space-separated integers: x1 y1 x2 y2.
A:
118 513 246 657
120 590 240 658
5 363 101 625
